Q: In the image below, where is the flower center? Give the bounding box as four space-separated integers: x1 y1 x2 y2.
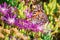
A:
8 18 15 24
1 8 6 11
37 25 43 31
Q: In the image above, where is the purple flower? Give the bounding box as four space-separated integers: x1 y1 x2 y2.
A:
8 7 17 13
1 12 17 25
1 12 44 32
24 9 33 18
36 24 44 32
0 2 9 15
0 2 48 33
15 18 44 32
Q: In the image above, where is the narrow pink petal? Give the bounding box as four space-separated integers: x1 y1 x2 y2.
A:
4 2 7 8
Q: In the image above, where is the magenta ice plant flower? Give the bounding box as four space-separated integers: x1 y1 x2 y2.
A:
24 9 33 18
14 18 44 32
1 12 17 25
0 2 9 15
8 6 17 13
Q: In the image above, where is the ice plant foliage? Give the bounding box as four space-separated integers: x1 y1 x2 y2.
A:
0 0 59 40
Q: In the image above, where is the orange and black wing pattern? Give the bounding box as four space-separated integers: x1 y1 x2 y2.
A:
27 4 49 24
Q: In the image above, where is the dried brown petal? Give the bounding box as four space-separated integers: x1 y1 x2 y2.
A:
3 29 10 34
16 33 23 38
10 28 18 34
0 33 4 38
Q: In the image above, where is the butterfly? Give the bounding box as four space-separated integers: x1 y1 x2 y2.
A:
27 4 49 25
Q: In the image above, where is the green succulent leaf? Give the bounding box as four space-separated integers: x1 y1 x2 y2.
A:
44 2 49 15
